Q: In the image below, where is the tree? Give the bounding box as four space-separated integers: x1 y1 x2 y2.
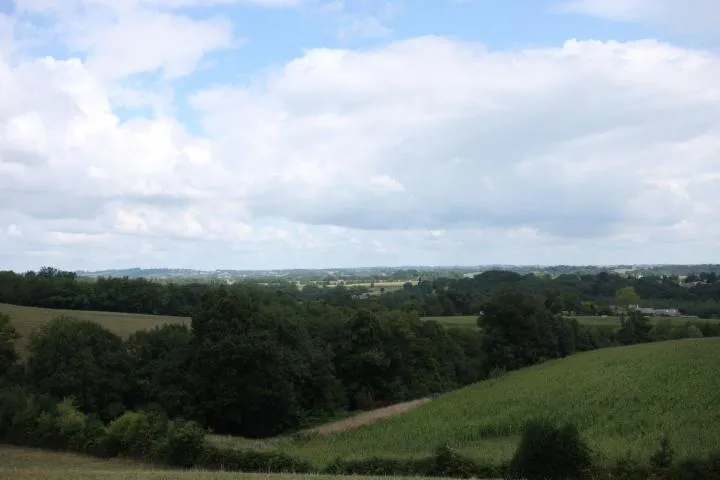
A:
616 310 653 345
126 324 195 418
509 419 592 480
614 286 640 309
26 316 131 420
478 289 562 372
0 313 19 381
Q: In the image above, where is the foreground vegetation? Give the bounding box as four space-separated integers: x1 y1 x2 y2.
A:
277 338 720 465
0 446 441 480
3 267 720 478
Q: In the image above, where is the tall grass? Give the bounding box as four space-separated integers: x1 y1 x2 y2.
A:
279 338 720 466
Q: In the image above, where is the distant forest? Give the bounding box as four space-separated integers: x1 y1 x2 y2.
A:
3 266 720 318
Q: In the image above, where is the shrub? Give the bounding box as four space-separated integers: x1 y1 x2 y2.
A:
54 398 87 451
650 436 675 471
323 457 412 476
426 444 480 478
198 444 313 473
162 419 206 467
106 410 169 461
668 452 720 480
509 419 592 480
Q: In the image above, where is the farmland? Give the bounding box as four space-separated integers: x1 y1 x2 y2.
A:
0 302 189 355
269 338 720 466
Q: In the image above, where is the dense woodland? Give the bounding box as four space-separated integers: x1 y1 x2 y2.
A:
1 267 720 440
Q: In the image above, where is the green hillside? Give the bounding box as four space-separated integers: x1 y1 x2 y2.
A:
0 303 189 355
281 338 720 466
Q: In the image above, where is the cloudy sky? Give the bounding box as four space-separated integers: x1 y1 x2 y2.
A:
0 0 719 271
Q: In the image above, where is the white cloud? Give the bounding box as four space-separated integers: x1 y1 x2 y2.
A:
12 1 238 81
559 0 720 33
2 13 720 269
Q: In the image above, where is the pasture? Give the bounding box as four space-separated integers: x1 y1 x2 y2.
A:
423 314 719 330
0 446 436 480
273 338 720 466
0 303 189 355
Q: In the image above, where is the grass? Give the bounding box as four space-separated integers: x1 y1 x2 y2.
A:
0 303 189 355
423 314 720 330
0 445 436 480
274 338 720 467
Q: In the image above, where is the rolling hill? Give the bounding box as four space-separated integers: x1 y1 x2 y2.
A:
278 338 720 466
0 303 189 355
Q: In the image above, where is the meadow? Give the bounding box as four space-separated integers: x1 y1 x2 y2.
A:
0 303 189 355
423 314 719 330
267 338 720 466
0 446 436 480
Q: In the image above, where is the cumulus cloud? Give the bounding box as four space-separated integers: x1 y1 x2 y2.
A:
191 37 720 238
2 5 720 268
559 0 720 33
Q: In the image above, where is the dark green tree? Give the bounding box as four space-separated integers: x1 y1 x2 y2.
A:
478 289 561 371
126 324 195 418
26 316 131 420
616 310 653 345
509 419 592 480
0 313 20 382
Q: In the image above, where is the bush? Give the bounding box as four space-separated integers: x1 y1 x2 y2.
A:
667 452 720 480
162 419 206 467
650 437 675 471
106 410 169 461
198 444 313 473
426 444 481 478
509 419 592 480
323 457 412 476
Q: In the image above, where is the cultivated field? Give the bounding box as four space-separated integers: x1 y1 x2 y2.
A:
0 446 435 480
0 303 189 355
272 338 720 466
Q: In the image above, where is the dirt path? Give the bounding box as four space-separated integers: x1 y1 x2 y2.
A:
307 397 432 436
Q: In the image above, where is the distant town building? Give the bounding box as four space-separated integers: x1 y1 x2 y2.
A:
610 304 681 317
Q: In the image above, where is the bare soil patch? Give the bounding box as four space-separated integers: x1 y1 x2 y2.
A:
307 398 432 436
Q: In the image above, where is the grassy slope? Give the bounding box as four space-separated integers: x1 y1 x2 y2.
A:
279 338 720 466
0 446 431 480
0 303 189 355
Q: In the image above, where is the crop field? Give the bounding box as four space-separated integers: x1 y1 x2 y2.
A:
274 338 720 466
0 303 189 355
0 446 436 480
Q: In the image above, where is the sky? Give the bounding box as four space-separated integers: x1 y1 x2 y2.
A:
0 0 719 271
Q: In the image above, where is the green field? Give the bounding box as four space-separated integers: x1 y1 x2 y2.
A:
270 338 720 466
0 303 189 355
0 446 433 480
423 314 717 330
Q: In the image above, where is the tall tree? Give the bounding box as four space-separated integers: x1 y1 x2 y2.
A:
0 313 19 382
614 286 641 309
478 289 562 372
26 316 131 420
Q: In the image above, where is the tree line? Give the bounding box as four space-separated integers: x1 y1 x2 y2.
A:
4 267 720 319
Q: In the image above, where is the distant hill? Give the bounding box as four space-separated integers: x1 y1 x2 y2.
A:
73 264 720 282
